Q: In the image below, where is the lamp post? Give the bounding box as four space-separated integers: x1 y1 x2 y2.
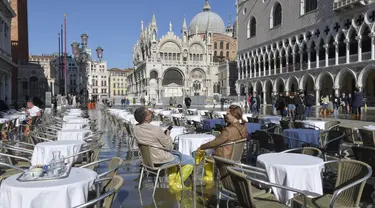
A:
71 34 103 109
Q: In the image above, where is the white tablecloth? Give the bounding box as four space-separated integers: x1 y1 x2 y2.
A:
178 134 215 155
257 153 324 203
184 115 202 122
242 113 253 121
31 140 86 166
62 122 88 130
302 120 326 130
197 110 209 116
160 110 172 116
66 118 89 124
150 121 162 126
63 115 79 122
58 129 91 141
262 116 281 124
363 125 375 131
0 168 97 208
171 113 184 118
162 126 186 141
68 112 82 116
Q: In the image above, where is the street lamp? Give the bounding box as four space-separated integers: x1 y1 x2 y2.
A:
71 33 103 109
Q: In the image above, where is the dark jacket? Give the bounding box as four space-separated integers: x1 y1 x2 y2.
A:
200 122 247 159
333 96 340 108
305 93 315 106
352 92 364 108
287 96 296 105
184 97 191 106
276 96 287 110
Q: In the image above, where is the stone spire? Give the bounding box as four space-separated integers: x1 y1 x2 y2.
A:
169 21 172 32
203 0 211 11
182 17 187 30
151 13 157 27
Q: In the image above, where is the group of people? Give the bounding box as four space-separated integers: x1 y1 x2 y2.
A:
319 88 365 118
247 93 261 115
121 98 130 106
273 91 306 120
132 104 247 190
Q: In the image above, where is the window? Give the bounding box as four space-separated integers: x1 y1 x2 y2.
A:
220 41 224 49
226 43 230 50
220 51 223 57
121 90 124 95
250 16 256 37
22 81 28 89
214 42 217 49
214 51 217 57
113 83 116 88
304 0 317 14
226 51 229 58
271 2 282 28
247 20 250 38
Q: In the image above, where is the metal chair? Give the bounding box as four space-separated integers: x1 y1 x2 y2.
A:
293 159 372 208
137 142 183 197
281 147 322 157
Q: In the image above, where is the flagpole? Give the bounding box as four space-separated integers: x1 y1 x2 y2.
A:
58 32 60 96
64 13 67 96
60 25 63 94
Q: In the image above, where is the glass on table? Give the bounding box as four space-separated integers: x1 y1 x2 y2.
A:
49 151 65 176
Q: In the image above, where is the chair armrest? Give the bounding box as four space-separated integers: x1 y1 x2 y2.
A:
1 146 33 154
98 166 120 178
0 152 31 163
218 139 247 148
0 162 27 172
80 158 111 168
72 189 116 208
324 134 344 149
140 143 182 163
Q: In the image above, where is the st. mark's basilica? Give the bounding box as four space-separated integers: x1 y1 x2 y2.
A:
127 0 236 102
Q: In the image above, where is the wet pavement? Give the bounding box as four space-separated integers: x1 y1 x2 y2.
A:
91 105 375 208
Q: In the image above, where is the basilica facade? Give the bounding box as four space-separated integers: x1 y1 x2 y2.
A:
127 0 236 102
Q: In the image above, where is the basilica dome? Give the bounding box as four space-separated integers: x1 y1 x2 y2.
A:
189 0 226 35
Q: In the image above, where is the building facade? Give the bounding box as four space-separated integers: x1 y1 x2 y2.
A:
127 0 236 103
216 61 238 96
0 0 16 104
17 62 47 104
89 60 109 101
108 68 131 97
10 0 29 101
237 0 375 105
29 54 60 95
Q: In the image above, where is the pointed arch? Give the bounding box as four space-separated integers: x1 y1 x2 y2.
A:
315 71 334 90
270 1 282 28
263 78 273 90
286 75 299 92
299 73 315 89
334 68 357 88
358 64 375 88
273 77 285 92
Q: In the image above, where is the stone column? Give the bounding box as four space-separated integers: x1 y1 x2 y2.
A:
263 59 266 76
292 53 296 72
274 54 277 74
316 46 320 68
334 42 339 65
285 55 289 72
307 49 311 69
371 35 375 60
279 56 283 74
249 59 253 78
253 60 257 78
300 50 303 70
324 44 329 67
268 56 271 76
263 90 267 105
315 89 320 106
6 75 11 104
357 36 362 62
334 87 339 96
258 59 261 77
245 62 248 78
345 39 350 64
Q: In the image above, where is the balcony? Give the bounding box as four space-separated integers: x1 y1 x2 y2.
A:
333 0 367 11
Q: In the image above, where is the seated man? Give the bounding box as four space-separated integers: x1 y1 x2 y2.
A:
26 100 41 118
133 106 193 189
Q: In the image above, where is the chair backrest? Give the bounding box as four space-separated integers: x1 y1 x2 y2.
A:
325 130 345 152
218 139 247 161
336 126 354 143
138 143 154 169
213 156 238 195
270 133 285 152
108 157 124 177
325 121 340 130
227 166 256 208
293 121 305 129
280 120 291 131
251 130 272 150
334 159 372 207
301 147 322 157
351 146 375 178
358 129 375 147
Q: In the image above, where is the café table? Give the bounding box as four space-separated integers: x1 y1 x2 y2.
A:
184 115 202 122
31 140 86 166
178 134 215 155
282 128 320 148
214 111 226 118
162 126 186 141
62 122 89 130
58 129 92 141
0 168 97 208
203 119 225 130
262 116 281 124
246 123 261 134
301 120 326 130
257 153 324 203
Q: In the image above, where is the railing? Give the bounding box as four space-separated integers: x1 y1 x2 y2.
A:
333 0 366 10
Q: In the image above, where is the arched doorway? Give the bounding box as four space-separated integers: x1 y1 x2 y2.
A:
264 80 273 104
150 70 159 100
287 76 299 94
317 72 334 96
29 77 39 98
274 77 285 94
337 69 356 95
359 66 375 106
300 74 315 95
163 68 184 97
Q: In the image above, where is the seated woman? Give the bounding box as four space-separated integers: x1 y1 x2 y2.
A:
197 105 248 159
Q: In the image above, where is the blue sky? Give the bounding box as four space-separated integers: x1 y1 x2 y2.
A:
28 0 236 69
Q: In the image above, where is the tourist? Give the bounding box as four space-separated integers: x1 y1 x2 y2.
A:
304 91 314 118
220 97 225 111
340 93 347 114
26 100 41 118
347 93 353 113
287 92 296 120
184 96 191 109
352 87 364 118
169 97 173 106
276 93 287 117
271 93 277 115
320 94 329 117
250 92 258 115
197 105 247 158
333 93 340 117
133 106 194 187
295 91 305 120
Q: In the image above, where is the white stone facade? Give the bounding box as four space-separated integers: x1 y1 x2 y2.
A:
89 60 109 101
0 0 15 104
237 0 375 106
127 1 238 102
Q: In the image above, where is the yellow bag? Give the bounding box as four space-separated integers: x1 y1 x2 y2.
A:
168 166 178 187
203 162 214 184
195 150 205 165
171 164 194 191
